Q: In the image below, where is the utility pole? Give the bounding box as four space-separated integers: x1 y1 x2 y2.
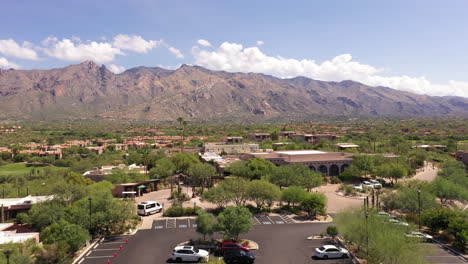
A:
417 189 421 231
364 211 369 258
88 198 93 236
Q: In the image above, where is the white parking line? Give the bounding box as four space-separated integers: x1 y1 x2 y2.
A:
267 216 275 224
77 259 84 264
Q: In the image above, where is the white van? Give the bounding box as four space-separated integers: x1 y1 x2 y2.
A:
137 201 162 216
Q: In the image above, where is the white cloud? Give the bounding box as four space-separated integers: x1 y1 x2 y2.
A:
193 42 468 97
167 46 184 58
42 38 124 63
112 34 161 53
0 39 39 60
0 57 19 69
256 40 264 46
197 39 212 48
107 64 126 74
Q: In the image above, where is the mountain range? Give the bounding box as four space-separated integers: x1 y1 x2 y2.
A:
0 61 467 121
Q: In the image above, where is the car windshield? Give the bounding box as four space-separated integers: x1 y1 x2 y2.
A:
318 247 325 251
137 205 145 209
193 248 199 253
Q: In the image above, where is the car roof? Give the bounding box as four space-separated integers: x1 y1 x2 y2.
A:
174 245 194 250
322 245 338 249
139 201 158 204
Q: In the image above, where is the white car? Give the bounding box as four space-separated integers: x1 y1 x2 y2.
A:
172 246 209 262
388 219 409 226
353 184 363 191
314 245 349 259
370 180 382 189
362 181 374 188
377 211 390 217
404 231 433 242
137 201 162 216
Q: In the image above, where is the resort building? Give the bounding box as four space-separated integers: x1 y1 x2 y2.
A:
243 150 354 176
203 143 260 154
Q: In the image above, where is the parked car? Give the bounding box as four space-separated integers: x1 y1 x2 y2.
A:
370 180 382 189
362 181 374 189
223 249 255 264
137 201 162 216
353 184 363 191
172 246 209 262
218 241 250 254
405 231 433 242
388 219 409 226
377 211 391 217
314 245 349 259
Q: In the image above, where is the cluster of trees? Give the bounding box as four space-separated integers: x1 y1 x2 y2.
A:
336 210 427 264
196 206 253 241
16 178 137 263
380 159 467 252
340 154 413 183
202 177 327 218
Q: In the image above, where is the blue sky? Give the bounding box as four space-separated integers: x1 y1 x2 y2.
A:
1 0 467 97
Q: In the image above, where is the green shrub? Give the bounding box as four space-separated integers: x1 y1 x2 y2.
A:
163 206 185 217
326 226 339 238
343 185 355 196
279 205 301 215
330 177 342 184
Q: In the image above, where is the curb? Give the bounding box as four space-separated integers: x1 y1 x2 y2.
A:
335 192 366 200
72 237 104 264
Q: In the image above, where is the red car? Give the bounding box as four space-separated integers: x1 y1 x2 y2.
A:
217 241 250 253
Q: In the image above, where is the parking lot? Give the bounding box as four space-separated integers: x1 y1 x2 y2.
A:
78 220 466 264
79 222 352 264
151 214 296 230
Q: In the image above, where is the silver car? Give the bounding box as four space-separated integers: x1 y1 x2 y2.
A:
314 245 349 259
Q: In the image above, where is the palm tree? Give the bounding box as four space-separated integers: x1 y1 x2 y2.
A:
176 117 187 152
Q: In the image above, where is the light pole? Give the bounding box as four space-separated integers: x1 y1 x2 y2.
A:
364 211 369 258
4 249 12 264
88 198 92 235
417 189 421 231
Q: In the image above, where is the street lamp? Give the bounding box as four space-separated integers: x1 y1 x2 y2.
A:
364 211 369 258
417 189 421 231
4 249 12 264
88 198 92 235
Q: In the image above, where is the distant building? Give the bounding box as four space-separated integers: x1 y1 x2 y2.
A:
0 223 39 244
224 137 243 144
0 195 54 221
83 164 145 182
412 145 447 150
336 143 359 150
290 134 337 144
203 143 260 154
244 150 353 176
250 133 272 142
279 131 296 138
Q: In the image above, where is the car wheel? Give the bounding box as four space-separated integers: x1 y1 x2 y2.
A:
342 254 348 258
175 257 182 262
198 257 204 263
323 255 328 259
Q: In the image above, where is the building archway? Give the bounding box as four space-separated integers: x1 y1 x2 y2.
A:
318 165 328 175
341 164 350 173
309 165 316 171
329 164 340 176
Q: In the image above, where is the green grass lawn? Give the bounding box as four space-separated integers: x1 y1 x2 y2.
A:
0 163 67 176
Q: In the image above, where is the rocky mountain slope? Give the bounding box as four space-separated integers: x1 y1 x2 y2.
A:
0 61 467 121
